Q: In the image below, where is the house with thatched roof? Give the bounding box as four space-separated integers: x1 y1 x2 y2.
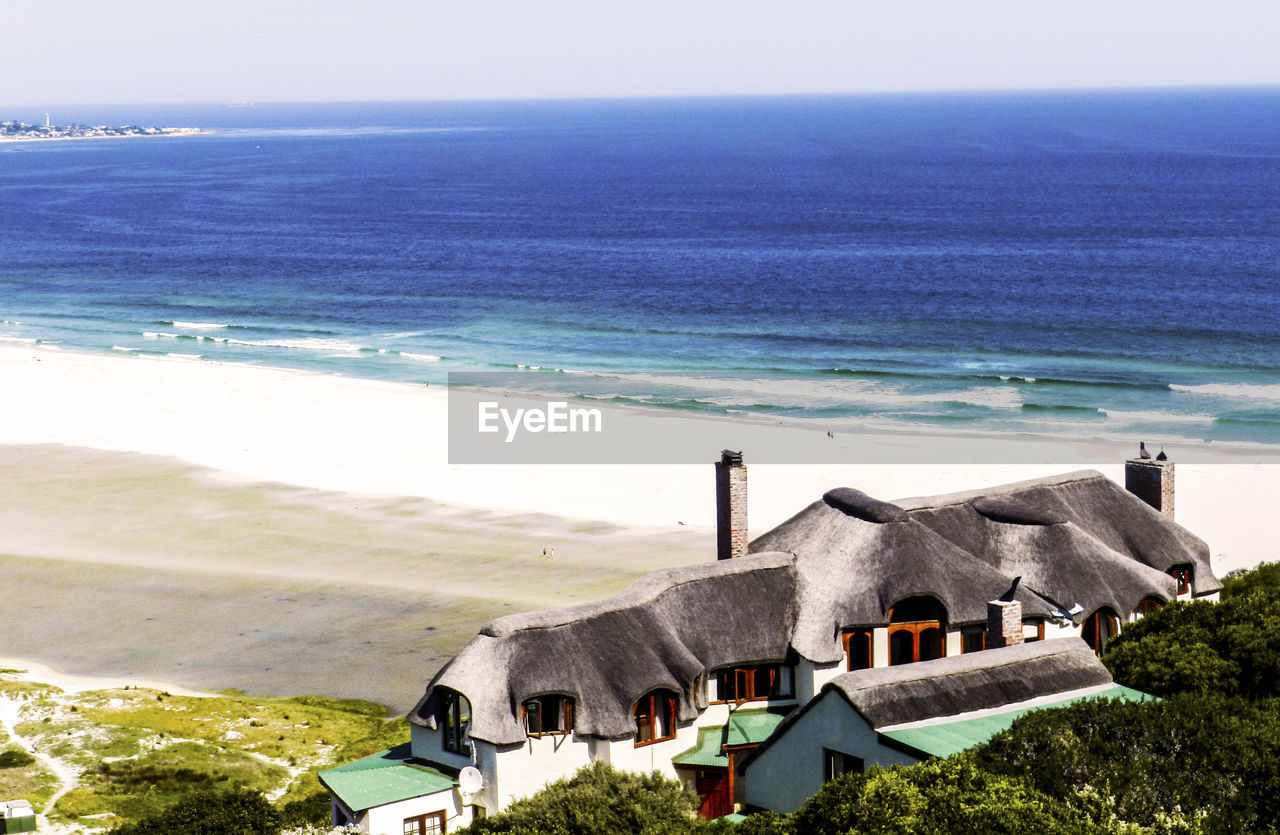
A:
321 452 1216 832
739 638 1151 813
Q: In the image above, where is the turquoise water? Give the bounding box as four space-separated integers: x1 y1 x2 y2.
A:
1 90 1277 446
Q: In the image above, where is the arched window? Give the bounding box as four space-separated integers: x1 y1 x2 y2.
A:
843 629 873 670
523 694 574 737
1081 608 1120 655
1169 565 1193 596
1133 598 1164 618
888 596 947 666
633 690 677 746
437 688 471 755
712 664 793 703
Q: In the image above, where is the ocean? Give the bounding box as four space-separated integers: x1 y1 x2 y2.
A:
1 90 1278 448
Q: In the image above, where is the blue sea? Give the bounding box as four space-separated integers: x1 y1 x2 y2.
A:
1 90 1278 447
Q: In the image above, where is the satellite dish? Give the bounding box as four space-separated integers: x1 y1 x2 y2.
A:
459 766 484 795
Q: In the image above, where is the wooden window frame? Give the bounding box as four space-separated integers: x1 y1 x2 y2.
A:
403 810 446 835
843 629 874 671
1132 597 1164 618
887 622 946 665
823 748 864 782
1081 608 1120 656
633 691 677 747
523 694 574 738
438 689 471 755
710 664 793 704
1170 565 1193 596
960 625 986 654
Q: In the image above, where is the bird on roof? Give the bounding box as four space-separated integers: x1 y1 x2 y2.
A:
1156 448 1168 461
1139 441 1152 460
997 576 1022 602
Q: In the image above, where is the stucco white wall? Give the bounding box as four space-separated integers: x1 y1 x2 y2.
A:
491 731 594 809
743 692 917 814
601 719 703 779
360 789 471 835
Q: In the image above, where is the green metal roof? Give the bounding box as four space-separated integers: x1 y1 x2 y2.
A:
672 707 792 767
319 744 457 812
879 684 1153 759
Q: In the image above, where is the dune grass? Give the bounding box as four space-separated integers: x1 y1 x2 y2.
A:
1 672 407 830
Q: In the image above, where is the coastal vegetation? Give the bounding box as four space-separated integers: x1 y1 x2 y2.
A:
457 562 1280 835
0 672 402 832
6 563 1279 833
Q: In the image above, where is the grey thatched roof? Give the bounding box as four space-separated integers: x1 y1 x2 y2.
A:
750 488 1056 664
827 638 1112 728
410 553 798 744
410 469 1213 745
900 470 1219 607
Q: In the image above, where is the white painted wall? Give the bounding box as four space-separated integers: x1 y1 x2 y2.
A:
360 789 472 835
601 719 703 779
743 693 918 814
491 731 594 810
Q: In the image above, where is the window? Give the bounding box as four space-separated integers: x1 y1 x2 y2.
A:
634 690 677 746
712 664 793 703
523 694 574 737
888 596 947 665
438 689 471 755
961 625 985 654
1081 608 1120 656
843 629 873 670
1170 565 1193 596
823 748 864 782
1133 598 1164 618
404 811 446 834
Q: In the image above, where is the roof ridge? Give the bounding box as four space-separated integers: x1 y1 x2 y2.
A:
893 469 1105 511
481 551 795 637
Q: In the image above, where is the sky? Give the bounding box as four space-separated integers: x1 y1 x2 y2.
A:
4 1 1279 107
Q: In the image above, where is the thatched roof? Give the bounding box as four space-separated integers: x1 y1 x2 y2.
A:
751 488 1057 664
899 470 1219 608
739 639 1112 772
410 470 1212 744
828 638 1111 729
410 553 798 744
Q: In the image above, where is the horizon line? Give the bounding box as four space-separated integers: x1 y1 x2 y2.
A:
8 81 1280 113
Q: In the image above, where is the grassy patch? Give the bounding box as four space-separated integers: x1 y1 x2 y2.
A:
0 671 408 831
0 746 58 811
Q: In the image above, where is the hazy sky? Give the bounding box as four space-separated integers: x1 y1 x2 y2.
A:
5 1 1279 106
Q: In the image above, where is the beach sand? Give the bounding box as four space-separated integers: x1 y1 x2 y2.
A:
0 344 1276 711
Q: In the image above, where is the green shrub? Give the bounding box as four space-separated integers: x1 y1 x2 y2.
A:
459 761 702 834
0 748 36 769
974 693 1280 833
789 756 1092 835
108 787 281 835
279 790 332 829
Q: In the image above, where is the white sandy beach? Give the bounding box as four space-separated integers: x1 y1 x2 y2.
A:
1 343 1275 564
0 343 1276 706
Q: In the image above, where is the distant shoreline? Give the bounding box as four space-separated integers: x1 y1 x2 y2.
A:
0 122 208 142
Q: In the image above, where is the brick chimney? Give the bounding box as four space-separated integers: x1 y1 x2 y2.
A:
715 450 748 560
986 599 1023 649
1125 447 1174 520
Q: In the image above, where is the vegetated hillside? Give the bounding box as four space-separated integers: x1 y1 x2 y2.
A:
0 672 405 832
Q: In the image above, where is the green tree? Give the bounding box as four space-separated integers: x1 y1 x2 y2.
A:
458 761 703 835
788 757 1093 835
108 787 281 835
1104 562 1280 699
974 693 1280 833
